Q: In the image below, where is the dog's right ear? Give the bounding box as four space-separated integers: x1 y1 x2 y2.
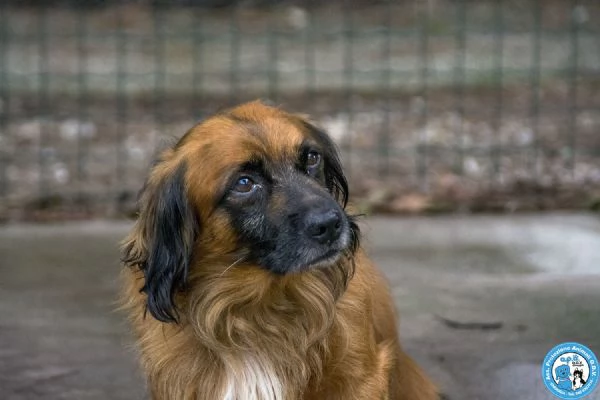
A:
121 157 198 323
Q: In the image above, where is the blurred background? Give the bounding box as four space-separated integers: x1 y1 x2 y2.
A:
1 1 600 400
0 0 599 220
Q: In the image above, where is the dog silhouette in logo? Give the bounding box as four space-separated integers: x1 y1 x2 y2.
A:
555 364 573 391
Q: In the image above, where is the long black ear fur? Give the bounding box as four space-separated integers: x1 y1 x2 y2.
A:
122 162 198 323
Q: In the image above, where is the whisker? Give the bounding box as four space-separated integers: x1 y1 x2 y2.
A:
219 256 247 277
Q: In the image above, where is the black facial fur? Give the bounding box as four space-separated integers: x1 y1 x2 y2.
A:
222 121 359 274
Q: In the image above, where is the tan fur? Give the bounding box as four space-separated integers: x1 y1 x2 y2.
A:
121 101 438 400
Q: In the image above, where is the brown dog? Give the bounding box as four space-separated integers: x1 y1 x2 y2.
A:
121 101 438 400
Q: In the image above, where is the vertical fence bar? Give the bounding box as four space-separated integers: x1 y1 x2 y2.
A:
490 0 504 183
229 8 240 105
37 7 49 202
0 3 9 199
192 8 204 115
416 1 430 191
76 7 89 207
115 5 128 213
342 4 354 174
378 0 392 177
567 1 580 174
267 13 279 103
529 0 542 180
453 0 467 175
304 8 316 108
153 9 166 153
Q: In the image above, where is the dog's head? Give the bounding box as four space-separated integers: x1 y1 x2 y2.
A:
122 101 359 323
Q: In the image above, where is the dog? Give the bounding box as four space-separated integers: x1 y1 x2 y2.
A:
121 101 438 400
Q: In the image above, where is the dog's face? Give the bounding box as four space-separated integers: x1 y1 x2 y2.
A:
122 101 359 323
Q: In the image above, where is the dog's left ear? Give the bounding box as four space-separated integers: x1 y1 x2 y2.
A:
121 159 198 323
299 119 350 207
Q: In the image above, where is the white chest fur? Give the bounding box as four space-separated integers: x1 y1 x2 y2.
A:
223 355 284 400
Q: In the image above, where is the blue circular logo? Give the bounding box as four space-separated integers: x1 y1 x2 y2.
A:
542 342 599 399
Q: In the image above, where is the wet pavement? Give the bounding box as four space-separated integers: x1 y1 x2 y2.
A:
1 214 600 400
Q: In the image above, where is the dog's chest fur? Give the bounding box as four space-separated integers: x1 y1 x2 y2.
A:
223 355 283 400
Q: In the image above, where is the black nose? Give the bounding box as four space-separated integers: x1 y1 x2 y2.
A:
305 209 343 245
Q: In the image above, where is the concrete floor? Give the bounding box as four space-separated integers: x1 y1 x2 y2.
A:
1 214 600 400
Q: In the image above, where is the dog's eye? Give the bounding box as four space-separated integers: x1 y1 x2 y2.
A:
233 176 257 194
306 151 321 169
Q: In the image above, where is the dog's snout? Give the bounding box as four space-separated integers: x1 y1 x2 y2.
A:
305 209 343 245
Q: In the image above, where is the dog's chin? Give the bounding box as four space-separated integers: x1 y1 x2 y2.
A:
256 245 348 276
293 248 344 273
252 228 353 275
287 232 352 274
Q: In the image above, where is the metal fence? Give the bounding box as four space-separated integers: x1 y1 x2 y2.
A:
0 0 599 220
